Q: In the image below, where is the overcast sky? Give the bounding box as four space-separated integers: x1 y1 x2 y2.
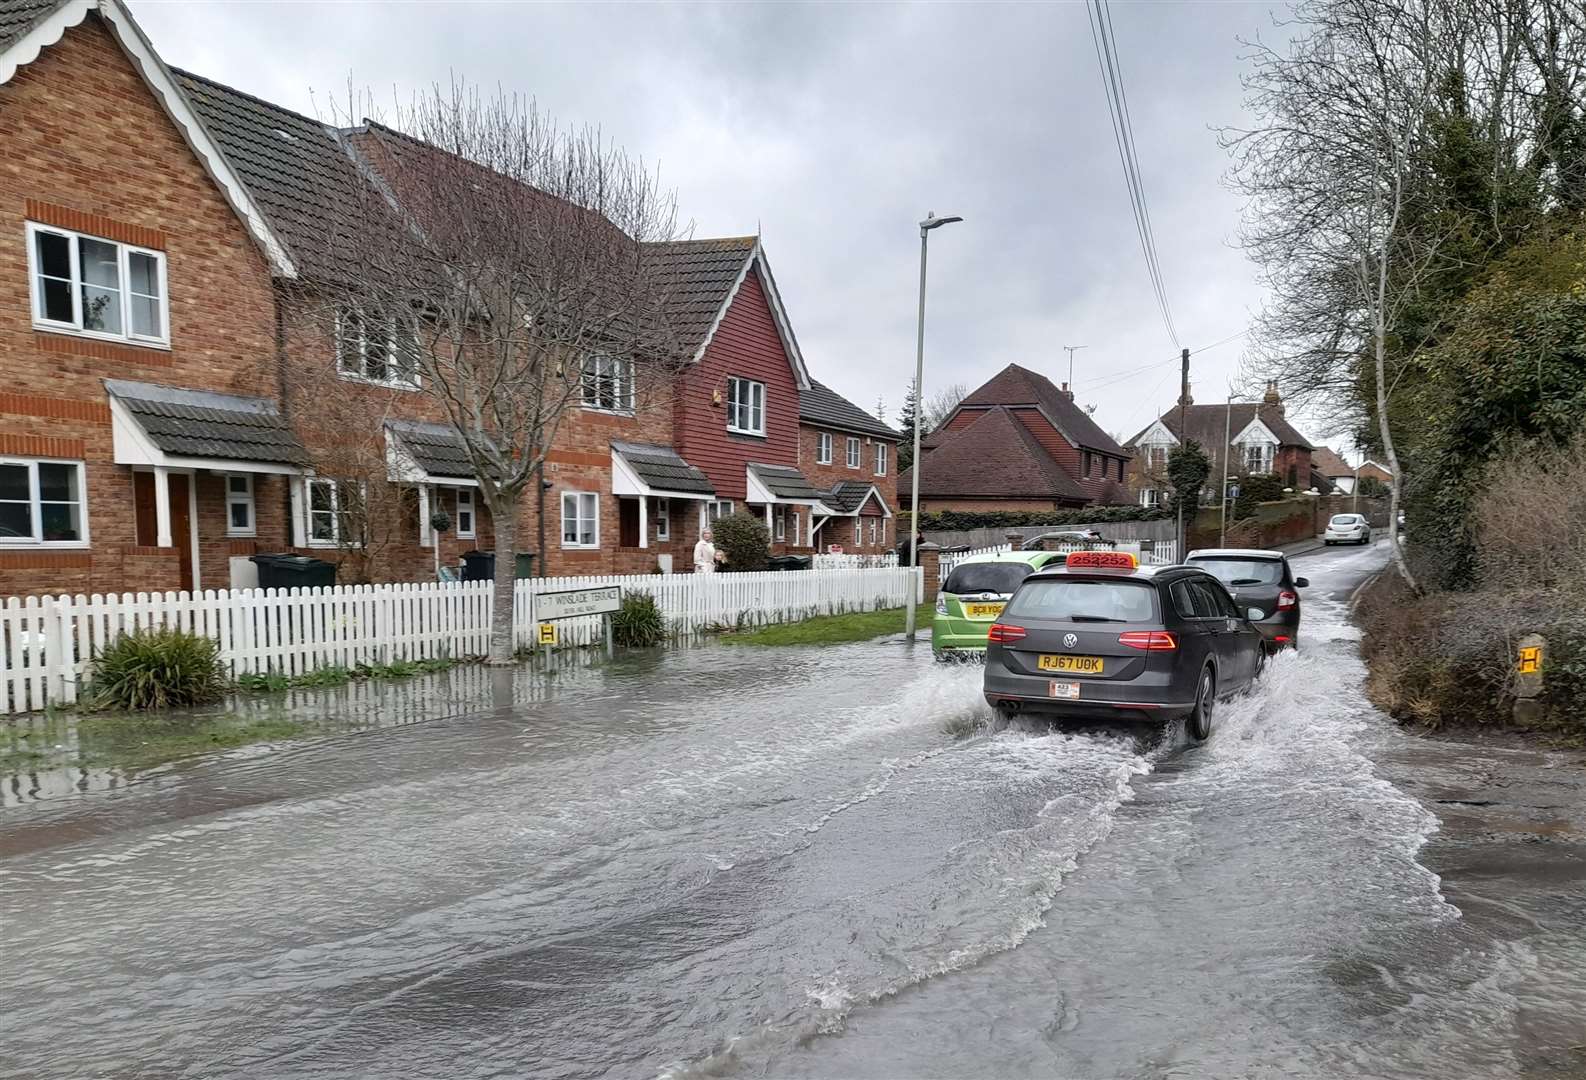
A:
133 0 1313 446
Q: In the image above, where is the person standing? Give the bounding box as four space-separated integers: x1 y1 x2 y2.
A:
694 527 719 574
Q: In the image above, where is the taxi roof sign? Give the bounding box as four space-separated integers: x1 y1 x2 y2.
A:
1065 549 1139 570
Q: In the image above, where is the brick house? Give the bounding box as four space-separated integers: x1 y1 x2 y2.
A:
1126 382 1316 507
0 0 858 595
798 380 899 553
899 363 1133 512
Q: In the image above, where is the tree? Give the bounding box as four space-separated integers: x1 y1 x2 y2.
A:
712 511 769 572
923 382 969 432
1167 441 1211 518
308 85 684 662
1357 475 1389 499
896 379 921 474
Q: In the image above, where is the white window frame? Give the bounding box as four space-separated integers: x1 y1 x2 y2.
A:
817 432 833 465
26 222 169 348
0 457 89 548
774 506 787 542
581 353 636 413
709 499 734 520
654 498 670 541
561 490 599 549
790 509 800 545
336 307 420 390
869 518 878 546
454 487 475 539
726 377 766 436
875 442 888 475
306 478 366 548
846 436 861 470
225 473 255 537
1140 488 1160 507
1144 445 1170 472
1240 441 1276 474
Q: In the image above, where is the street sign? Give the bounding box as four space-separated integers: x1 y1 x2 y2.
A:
538 622 557 646
536 585 623 621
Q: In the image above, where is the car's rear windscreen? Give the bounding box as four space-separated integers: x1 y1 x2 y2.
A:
1329 514 1363 525
1189 557 1284 586
1005 578 1157 623
943 562 1034 597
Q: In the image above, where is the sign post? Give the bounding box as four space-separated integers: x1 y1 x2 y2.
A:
532 585 623 660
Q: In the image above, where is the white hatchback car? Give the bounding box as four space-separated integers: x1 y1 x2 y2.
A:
1324 513 1372 545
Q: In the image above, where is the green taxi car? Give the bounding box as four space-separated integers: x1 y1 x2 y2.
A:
932 550 1070 659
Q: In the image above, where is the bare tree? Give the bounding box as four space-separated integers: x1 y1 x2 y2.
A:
305 85 684 662
923 382 970 433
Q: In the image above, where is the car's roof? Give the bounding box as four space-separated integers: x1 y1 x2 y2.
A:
1185 548 1285 560
950 550 1064 569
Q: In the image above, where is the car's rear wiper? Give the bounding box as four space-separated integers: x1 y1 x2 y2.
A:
1065 614 1125 622
1229 578 1264 586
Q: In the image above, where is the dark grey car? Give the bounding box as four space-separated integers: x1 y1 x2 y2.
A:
982 563 1266 740
1184 548 1307 650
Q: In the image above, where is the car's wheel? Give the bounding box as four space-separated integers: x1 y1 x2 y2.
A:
1252 645 1267 684
1186 666 1215 741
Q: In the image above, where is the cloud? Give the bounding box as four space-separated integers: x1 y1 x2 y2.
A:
132 0 1301 440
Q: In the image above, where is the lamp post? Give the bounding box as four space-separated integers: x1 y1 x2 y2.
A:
1218 390 1234 547
905 211 963 642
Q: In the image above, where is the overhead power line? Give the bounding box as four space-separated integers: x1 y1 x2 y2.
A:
1085 0 1180 350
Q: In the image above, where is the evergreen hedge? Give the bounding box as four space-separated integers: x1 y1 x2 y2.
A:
900 505 1171 532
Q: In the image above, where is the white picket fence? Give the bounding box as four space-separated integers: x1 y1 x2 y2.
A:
0 566 921 715
938 540 1181 582
812 552 899 570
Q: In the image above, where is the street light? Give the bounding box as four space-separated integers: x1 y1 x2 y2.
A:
905 211 963 642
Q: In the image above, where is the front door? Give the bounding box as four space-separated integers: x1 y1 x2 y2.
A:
168 474 194 592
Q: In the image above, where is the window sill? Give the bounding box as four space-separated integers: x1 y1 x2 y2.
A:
581 405 636 417
337 371 421 393
33 323 170 351
226 530 257 539
727 427 767 439
561 543 600 551
0 540 91 550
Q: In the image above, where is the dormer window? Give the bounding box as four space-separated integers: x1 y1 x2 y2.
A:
27 223 168 346
1241 442 1275 473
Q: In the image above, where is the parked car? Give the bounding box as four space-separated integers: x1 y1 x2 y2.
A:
1184 548 1307 650
933 550 1070 659
1324 513 1372 545
1020 530 1114 551
982 550 1266 739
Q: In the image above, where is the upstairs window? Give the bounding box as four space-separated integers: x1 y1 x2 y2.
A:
582 354 635 412
1144 445 1169 472
846 437 861 469
817 432 833 465
337 308 419 388
0 458 87 546
875 443 888 476
726 377 766 436
27 223 167 346
1241 442 1275 474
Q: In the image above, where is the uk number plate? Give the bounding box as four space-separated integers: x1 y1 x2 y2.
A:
1038 655 1105 674
1048 681 1081 699
964 603 1005 619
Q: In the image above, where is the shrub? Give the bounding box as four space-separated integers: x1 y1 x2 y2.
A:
612 593 667 647
87 627 228 711
713 510 770 571
1230 473 1288 521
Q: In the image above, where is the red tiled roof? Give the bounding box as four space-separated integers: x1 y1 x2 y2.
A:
955 363 1127 456
901 406 1089 501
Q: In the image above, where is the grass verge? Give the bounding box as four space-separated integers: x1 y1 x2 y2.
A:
720 607 907 646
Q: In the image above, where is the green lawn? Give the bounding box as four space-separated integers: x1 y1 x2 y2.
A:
721 606 909 646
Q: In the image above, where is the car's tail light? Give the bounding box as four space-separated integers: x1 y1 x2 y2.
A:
987 623 1026 643
1118 630 1178 650
1277 590 1298 611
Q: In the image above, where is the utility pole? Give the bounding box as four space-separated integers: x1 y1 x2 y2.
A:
1176 346 1190 558
1064 344 1087 388
1218 390 1234 547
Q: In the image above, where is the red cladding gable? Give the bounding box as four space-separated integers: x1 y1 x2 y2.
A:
675 268 802 501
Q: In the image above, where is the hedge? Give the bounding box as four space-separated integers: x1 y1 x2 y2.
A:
899 506 1172 532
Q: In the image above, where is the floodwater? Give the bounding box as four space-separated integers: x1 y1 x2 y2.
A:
2 544 1583 1079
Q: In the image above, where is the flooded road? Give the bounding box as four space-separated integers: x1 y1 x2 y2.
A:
3 543 1584 1079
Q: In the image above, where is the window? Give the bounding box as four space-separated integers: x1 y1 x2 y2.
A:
1145 446 1169 472
726 377 765 435
561 491 599 548
454 488 475 539
336 307 419 388
1006 578 1157 622
27 223 167 345
774 506 787 542
875 443 888 475
655 498 670 541
225 474 255 537
709 500 734 520
1241 442 1275 474
789 509 799 544
846 437 861 469
817 432 833 465
0 458 87 546
869 519 878 546
581 354 635 412
1083 451 1093 477
307 479 364 547
1140 488 1160 508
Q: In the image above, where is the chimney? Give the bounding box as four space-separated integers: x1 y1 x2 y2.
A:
1059 381 1075 401
1263 379 1284 415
